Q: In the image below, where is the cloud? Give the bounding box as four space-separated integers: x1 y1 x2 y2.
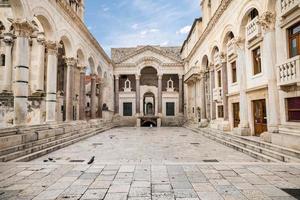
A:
131 23 139 30
176 25 191 35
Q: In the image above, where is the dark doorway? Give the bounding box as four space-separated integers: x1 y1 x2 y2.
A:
233 103 240 128
253 99 267 136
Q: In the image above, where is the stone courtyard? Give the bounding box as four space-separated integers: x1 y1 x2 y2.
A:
0 128 300 200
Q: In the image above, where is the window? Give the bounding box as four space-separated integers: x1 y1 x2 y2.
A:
252 47 262 75
217 70 222 87
123 102 132 116
218 105 224 118
231 61 237 83
166 102 175 116
288 23 300 58
249 9 259 20
0 54 5 66
286 97 300 122
87 102 90 107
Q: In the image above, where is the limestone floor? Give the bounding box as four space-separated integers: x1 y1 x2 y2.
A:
33 127 257 164
0 127 300 200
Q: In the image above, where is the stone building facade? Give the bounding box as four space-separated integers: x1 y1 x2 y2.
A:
182 0 300 150
112 46 185 127
0 0 114 128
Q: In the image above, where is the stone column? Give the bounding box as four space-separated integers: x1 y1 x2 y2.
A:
65 57 76 121
2 32 13 93
236 41 250 135
136 74 140 115
114 75 119 114
98 80 103 118
179 74 183 114
158 74 163 114
260 12 279 133
79 67 86 120
35 32 46 92
11 19 35 125
90 74 96 119
200 73 207 123
45 41 58 123
210 68 216 120
221 61 229 121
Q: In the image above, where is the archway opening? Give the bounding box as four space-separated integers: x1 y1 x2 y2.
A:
57 41 67 121
140 66 158 86
143 92 155 116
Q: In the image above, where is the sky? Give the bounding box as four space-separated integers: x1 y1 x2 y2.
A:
84 0 200 55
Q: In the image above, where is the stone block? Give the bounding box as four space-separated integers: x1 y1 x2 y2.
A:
55 128 65 136
37 129 56 140
0 134 22 150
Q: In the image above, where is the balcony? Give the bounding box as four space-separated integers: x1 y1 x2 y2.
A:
246 17 261 42
213 88 223 102
184 66 201 83
277 56 300 87
281 0 300 18
227 39 237 60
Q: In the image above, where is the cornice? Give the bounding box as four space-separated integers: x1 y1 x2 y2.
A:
185 0 232 61
49 0 111 65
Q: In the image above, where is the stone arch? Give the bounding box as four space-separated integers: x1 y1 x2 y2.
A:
237 1 263 39
76 48 85 67
137 57 162 75
57 30 74 57
220 25 235 52
210 46 220 64
87 57 95 75
201 55 209 71
10 0 30 18
32 7 56 40
97 65 103 78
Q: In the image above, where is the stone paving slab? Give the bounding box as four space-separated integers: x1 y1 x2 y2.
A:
0 163 299 199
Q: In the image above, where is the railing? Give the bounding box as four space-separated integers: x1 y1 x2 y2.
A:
246 17 261 42
184 66 201 82
277 56 300 86
281 0 300 17
227 39 236 59
213 88 223 102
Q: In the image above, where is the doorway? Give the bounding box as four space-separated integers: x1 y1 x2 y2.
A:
253 99 267 136
232 103 240 128
143 92 155 116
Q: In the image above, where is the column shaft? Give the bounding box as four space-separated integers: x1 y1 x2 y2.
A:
158 75 162 114
35 32 46 92
45 42 58 122
65 58 76 121
79 69 86 120
179 75 183 114
115 76 119 114
222 62 229 120
98 82 103 118
90 75 96 119
136 75 140 114
210 69 216 120
200 75 207 120
2 33 13 93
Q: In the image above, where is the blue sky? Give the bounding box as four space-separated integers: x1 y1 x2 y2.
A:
84 0 200 55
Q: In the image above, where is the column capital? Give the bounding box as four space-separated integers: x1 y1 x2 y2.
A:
115 74 120 80
36 32 46 44
79 66 87 73
65 57 77 67
258 11 275 32
135 74 141 80
8 18 36 37
158 74 163 79
3 32 14 45
45 41 58 55
178 74 184 80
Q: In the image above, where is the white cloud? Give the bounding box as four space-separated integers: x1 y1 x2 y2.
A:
131 24 139 30
176 25 191 35
160 41 169 46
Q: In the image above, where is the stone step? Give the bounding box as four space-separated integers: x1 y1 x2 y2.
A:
199 128 300 163
0 124 114 162
12 126 113 162
203 128 300 161
185 126 280 163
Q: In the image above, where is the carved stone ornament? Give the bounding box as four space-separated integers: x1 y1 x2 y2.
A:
45 41 58 55
7 18 37 37
258 11 276 31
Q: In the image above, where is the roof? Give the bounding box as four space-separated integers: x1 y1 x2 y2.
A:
180 17 202 53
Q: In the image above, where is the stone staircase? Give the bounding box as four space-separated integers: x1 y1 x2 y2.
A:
0 120 115 162
185 126 300 163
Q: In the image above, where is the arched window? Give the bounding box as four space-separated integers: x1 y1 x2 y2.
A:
167 78 174 92
0 54 5 66
249 9 259 21
124 79 132 92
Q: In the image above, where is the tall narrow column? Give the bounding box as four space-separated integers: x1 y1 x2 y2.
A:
11 19 35 125
2 33 13 93
236 42 250 135
158 74 162 114
210 68 216 120
136 74 140 115
114 75 119 114
65 57 76 121
200 73 207 122
98 80 103 118
45 41 58 123
221 61 229 121
79 67 86 120
261 13 279 133
35 32 46 92
90 74 96 119
179 74 183 114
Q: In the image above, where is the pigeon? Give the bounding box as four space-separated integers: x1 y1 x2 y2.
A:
87 156 95 164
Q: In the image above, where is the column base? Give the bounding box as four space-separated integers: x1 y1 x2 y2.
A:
267 125 279 134
218 121 230 131
136 118 141 127
157 118 162 127
235 126 251 136
199 119 208 128
260 132 272 143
